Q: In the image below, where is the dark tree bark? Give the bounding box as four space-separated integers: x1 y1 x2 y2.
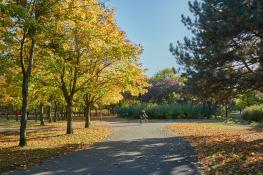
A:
19 38 35 147
54 102 57 122
64 109 66 120
78 106 82 117
84 102 91 128
47 105 52 123
6 108 9 120
225 103 228 118
66 102 73 134
99 109 102 121
34 109 38 122
60 107 65 121
95 108 98 116
39 104 45 126
19 74 29 147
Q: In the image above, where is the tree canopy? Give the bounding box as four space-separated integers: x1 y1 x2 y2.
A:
0 0 148 146
170 0 263 102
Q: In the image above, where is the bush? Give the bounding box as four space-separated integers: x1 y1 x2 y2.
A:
241 104 263 122
115 103 213 119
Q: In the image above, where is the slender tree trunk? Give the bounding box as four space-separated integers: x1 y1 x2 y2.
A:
54 103 57 122
84 103 91 128
63 107 67 120
6 108 9 120
66 102 73 134
39 104 45 126
19 38 35 147
79 106 82 117
60 107 64 121
47 105 52 123
95 108 98 116
19 74 29 147
100 109 102 121
34 109 38 122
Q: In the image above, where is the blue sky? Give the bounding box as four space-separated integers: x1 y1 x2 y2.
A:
107 0 192 77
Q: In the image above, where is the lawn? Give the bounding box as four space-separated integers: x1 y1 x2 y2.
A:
0 117 108 129
167 122 263 175
0 119 112 173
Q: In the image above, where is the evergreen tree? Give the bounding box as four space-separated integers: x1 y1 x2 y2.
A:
170 0 263 102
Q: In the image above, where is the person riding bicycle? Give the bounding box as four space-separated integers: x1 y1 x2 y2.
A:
139 110 149 123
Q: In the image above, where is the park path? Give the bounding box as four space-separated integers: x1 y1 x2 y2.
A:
9 118 203 175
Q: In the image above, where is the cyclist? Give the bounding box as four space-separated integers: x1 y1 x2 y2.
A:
139 110 149 123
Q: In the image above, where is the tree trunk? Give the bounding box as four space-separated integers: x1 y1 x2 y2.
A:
6 108 9 120
66 102 73 134
206 101 212 119
19 38 35 147
95 108 98 116
63 107 67 120
54 103 57 122
34 109 38 122
60 107 64 121
79 106 82 117
39 104 45 126
84 103 91 128
100 110 102 121
19 74 29 147
47 105 52 123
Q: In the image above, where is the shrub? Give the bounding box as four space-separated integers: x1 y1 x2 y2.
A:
241 104 263 122
115 103 213 119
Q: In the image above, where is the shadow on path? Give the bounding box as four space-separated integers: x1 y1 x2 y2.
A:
10 137 202 175
9 118 203 175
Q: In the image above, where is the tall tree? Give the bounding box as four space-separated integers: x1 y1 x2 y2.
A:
170 0 263 102
43 0 126 133
0 0 63 146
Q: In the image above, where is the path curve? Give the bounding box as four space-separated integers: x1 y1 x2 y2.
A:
9 118 203 175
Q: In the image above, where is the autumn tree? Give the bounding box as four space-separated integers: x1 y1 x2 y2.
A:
0 0 64 146
82 61 148 128
42 0 125 133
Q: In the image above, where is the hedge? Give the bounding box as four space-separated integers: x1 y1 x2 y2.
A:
114 103 214 119
241 104 263 122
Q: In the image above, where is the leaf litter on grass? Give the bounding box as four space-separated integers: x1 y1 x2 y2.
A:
167 123 263 175
0 121 112 173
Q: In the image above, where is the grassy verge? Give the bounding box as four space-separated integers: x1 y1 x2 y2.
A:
223 117 263 129
0 120 111 173
0 117 109 129
167 122 263 175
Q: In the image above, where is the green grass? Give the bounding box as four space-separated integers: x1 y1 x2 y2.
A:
0 117 20 127
0 118 36 128
221 112 263 129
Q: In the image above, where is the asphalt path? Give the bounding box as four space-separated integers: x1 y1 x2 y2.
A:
9 118 203 175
